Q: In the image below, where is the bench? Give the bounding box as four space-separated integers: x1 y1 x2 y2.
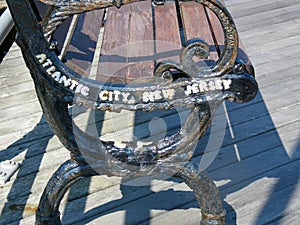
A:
6 0 258 224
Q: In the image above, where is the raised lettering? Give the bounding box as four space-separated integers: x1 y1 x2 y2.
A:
69 80 79 90
162 89 175 99
36 54 47 64
46 66 56 75
215 79 222 90
208 81 216 91
51 71 61 81
222 80 232 90
121 92 130 103
80 86 89 96
42 59 52 68
99 91 109 101
185 85 192 96
143 91 154 102
59 76 71 87
154 90 162 100
192 83 200 93
113 91 121 101
199 81 209 92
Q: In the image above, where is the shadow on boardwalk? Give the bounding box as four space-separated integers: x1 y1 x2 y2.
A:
0 91 299 225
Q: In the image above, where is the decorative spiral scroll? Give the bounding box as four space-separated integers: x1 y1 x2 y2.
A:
154 38 211 81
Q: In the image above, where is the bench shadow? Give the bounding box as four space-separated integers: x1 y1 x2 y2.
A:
62 90 299 225
0 116 53 224
1 90 299 225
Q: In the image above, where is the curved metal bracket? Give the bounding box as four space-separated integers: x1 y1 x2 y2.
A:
36 159 226 225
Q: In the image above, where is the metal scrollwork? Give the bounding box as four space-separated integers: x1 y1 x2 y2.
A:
155 38 211 81
6 0 258 224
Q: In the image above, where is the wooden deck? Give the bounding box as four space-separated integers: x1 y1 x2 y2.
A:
1 0 300 224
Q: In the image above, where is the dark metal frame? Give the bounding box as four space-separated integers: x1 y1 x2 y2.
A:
6 0 258 224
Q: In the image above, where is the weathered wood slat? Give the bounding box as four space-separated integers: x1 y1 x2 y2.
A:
154 0 181 63
64 10 104 77
0 91 37 110
226 0 300 19
97 6 130 83
0 80 34 98
230 3 300 33
126 1 155 83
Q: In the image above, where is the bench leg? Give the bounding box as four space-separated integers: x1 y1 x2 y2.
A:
35 159 97 225
174 162 226 225
36 159 225 224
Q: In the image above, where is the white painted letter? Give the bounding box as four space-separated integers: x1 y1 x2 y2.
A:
185 85 192 96
46 66 56 75
36 54 46 64
121 92 131 103
42 59 52 68
99 91 109 101
113 91 121 101
59 76 71 87
162 89 175 99
222 80 232 90
51 71 61 81
80 86 89 96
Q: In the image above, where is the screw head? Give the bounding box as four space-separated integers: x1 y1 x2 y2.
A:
0 171 7 177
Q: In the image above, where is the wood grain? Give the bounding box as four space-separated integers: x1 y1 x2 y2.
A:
64 10 104 77
154 0 181 63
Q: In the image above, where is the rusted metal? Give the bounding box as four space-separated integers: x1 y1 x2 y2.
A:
6 0 258 224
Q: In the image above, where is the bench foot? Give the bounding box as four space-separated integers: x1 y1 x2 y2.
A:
36 158 225 224
174 162 226 225
35 159 97 225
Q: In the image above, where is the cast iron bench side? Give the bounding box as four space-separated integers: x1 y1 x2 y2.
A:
6 0 258 224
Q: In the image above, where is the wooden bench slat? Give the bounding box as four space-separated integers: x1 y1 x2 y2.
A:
180 2 219 65
97 5 131 83
126 1 155 83
64 10 104 77
154 0 182 63
63 0 255 84
97 1 155 83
